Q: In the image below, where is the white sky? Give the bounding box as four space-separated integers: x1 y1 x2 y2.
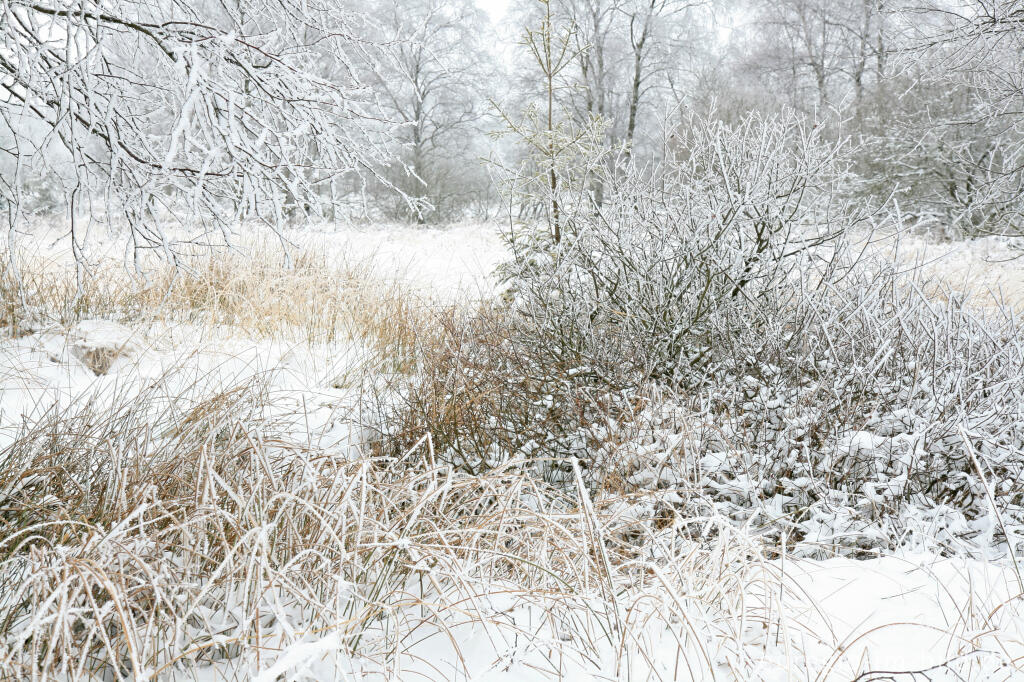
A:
475 0 511 23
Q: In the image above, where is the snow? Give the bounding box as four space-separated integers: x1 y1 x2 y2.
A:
1 222 1022 681
861 231 1024 308
283 222 508 299
152 554 1023 680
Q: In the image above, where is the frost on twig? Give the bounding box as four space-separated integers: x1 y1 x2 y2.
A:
0 0 411 265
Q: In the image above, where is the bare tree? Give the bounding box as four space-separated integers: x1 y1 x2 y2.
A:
0 0 402 264
561 0 702 154
619 0 698 151
511 0 582 242
749 0 890 111
569 0 619 128
503 0 705 218
362 0 497 223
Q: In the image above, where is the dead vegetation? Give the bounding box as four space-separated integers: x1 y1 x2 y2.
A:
0 241 444 371
0 367 814 681
1 232 1022 680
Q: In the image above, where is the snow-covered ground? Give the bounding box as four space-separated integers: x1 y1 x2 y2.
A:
1 223 1022 680
861 231 1024 308
284 222 508 299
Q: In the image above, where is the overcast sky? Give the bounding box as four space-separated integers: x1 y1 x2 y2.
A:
476 0 511 23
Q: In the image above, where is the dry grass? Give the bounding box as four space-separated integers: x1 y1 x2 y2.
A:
1 372 1017 680
0 241 445 375
2 235 1022 680
366 303 659 487
0 369 812 681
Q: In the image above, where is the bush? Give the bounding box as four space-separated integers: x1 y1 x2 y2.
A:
650 259 1024 556
367 304 652 484
501 109 853 388
376 108 1024 559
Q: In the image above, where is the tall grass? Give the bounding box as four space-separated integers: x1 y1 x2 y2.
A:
0 243 448 403
0 241 437 353
0 367 820 681
1 372 1016 679
1 234 1022 680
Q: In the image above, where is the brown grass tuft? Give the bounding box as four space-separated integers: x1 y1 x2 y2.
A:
0 241 448 372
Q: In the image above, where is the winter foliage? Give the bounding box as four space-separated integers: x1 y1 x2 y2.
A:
1 0 1024 680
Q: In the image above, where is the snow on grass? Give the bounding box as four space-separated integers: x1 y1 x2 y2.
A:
859 230 1024 309
3 219 508 304
0 222 1022 680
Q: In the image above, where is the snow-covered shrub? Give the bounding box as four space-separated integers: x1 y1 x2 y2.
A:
400 108 1024 556
501 109 851 388
851 75 1024 238
590 259 1024 557
367 305 624 482
365 107 1024 556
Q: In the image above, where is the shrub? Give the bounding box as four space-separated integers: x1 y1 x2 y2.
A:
501 109 853 388
381 108 1024 559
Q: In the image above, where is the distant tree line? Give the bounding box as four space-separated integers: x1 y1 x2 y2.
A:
2 0 1021 236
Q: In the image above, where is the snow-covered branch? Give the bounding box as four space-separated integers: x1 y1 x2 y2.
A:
0 0 405 261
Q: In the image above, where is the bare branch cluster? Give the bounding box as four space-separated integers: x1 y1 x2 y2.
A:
0 0 401 261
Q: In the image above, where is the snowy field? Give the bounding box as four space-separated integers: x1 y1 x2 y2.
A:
1 223 1023 681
